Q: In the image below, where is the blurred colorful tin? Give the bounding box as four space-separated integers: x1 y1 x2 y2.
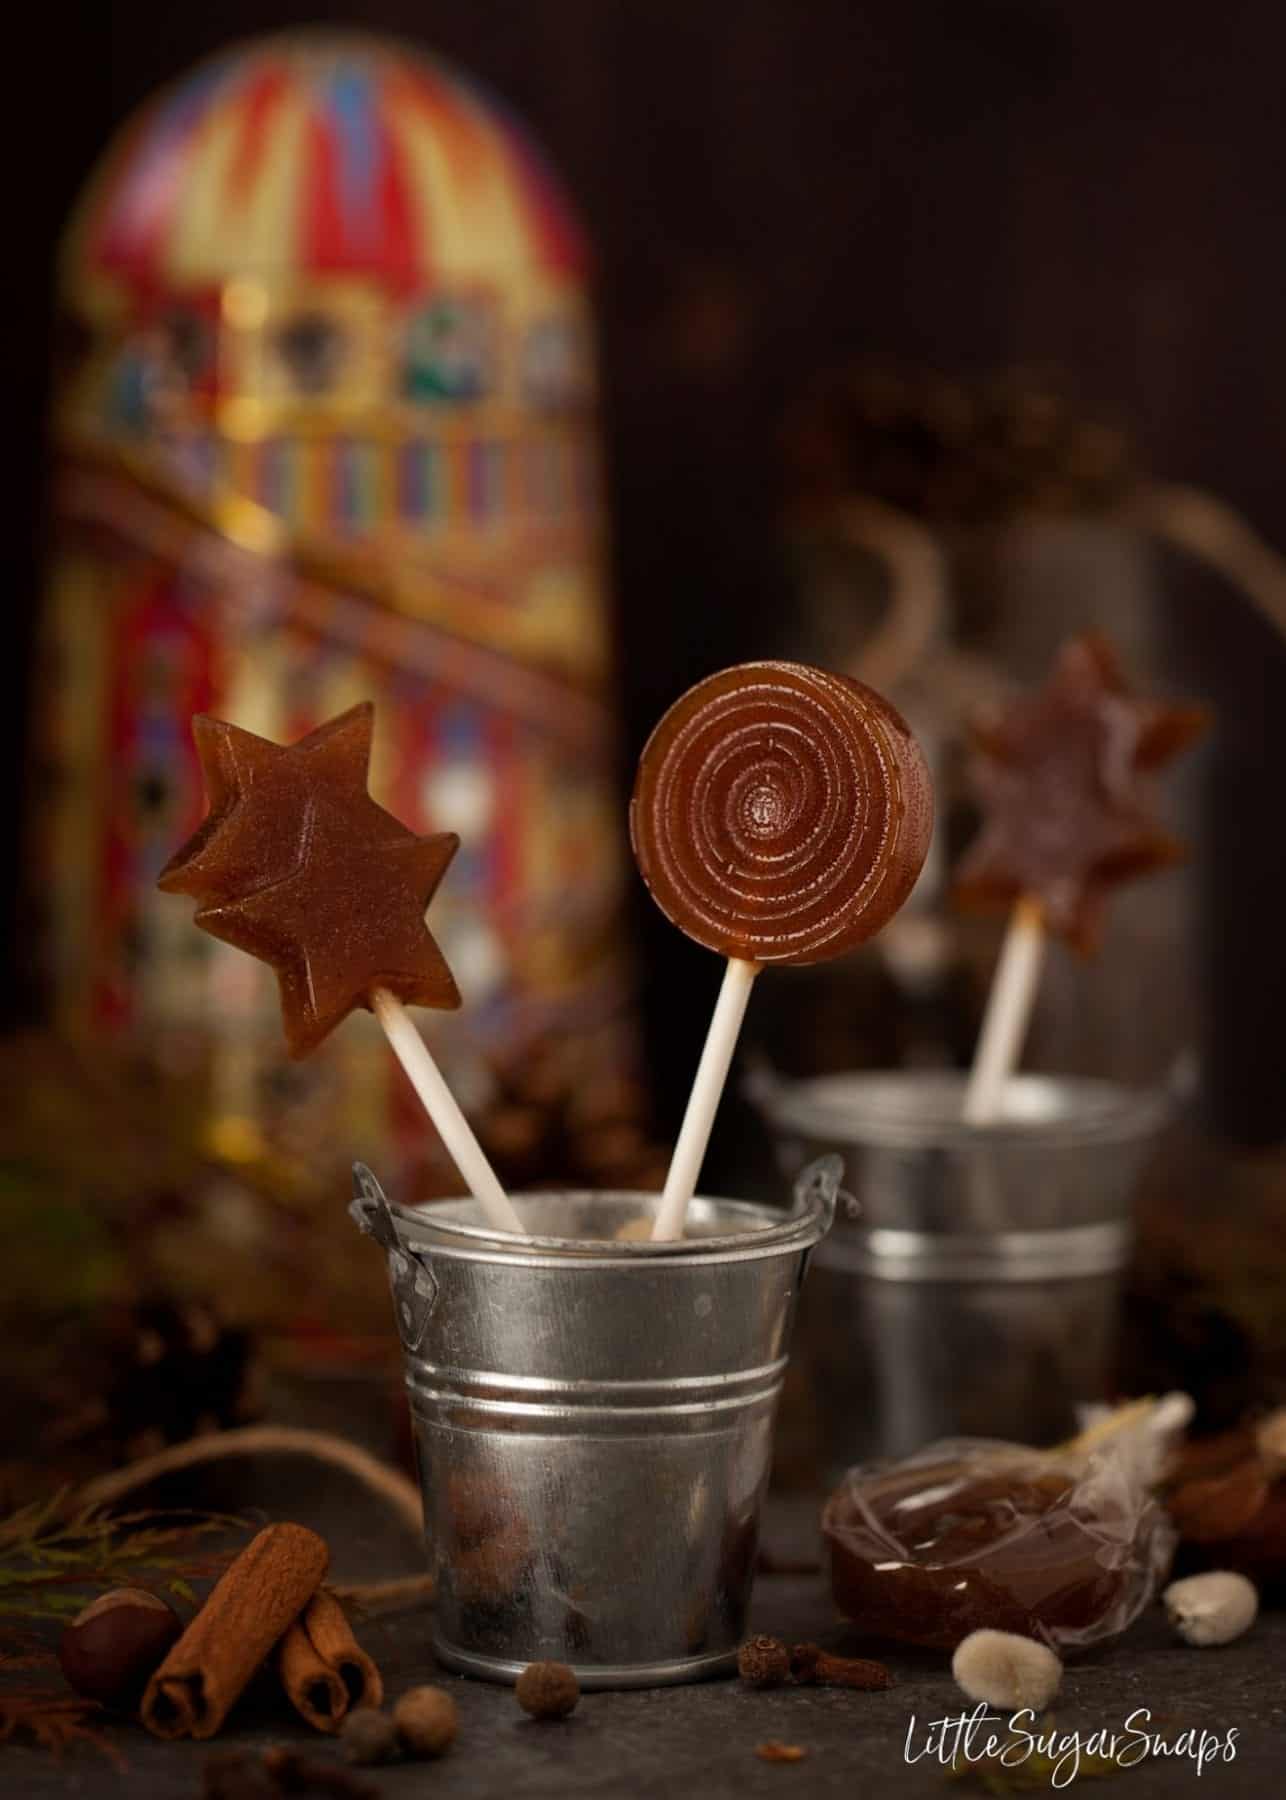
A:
37 32 638 1192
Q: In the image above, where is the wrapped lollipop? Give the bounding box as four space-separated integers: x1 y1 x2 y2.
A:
158 703 523 1234
631 660 933 1238
954 635 1207 1125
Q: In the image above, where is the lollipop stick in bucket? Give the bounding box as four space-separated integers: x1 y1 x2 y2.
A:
961 896 1045 1126
653 957 759 1241
372 989 524 1234
157 703 524 1236
632 662 933 1242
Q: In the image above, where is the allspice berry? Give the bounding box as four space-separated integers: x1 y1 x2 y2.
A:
515 1660 580 1719
737 1634 791 1687
393 1684 458 1757
340 1706 400 1765
59 1586 182 1712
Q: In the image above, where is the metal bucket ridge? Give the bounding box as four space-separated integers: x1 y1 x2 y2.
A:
351 1158 838 1687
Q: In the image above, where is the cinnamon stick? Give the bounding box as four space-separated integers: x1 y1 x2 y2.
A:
276 1626 347 1736
142 1523 328 1740
278 1590 383 1733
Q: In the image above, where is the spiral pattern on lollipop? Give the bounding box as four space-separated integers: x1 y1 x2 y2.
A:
630 662 933 964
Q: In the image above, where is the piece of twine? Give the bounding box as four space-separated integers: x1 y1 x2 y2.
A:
73 1426 432 1614
831 479 1286 702
1131 481 1286 650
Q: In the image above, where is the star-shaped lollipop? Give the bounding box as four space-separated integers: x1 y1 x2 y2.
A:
159 703 523 1232
158 704 408 905
954 635 1208 1124
195 818 461 1057
159 703 460 1053
953 634 1207 952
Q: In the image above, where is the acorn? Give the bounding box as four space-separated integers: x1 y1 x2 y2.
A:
59 1586 182 1712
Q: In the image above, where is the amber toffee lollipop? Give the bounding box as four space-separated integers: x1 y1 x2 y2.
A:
954 635 1208 1124
631 660 932 1238
158 703 523 1233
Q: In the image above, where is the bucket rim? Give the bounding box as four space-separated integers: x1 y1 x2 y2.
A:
754 1069 1169 1150
382 1186 831 1266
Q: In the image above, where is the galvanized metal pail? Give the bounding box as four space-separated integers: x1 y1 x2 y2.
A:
350 1158 838 1688
754 1071 1167 1473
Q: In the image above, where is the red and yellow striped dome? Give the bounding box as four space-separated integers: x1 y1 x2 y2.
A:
62 32 587 315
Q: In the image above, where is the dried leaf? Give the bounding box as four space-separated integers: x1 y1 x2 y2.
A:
0 1689 125 1767
755 1741 809 1763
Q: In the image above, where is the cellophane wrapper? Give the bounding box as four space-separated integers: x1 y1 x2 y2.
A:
823 1427 1178 1652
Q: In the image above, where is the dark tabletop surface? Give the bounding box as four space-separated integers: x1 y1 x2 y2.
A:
6 1483 1283 1800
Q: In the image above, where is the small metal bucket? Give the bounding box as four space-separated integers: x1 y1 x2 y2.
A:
350 1158 838 1688
754 1071 1167 1473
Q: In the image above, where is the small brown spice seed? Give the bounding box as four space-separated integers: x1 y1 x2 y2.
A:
790 1643 892 1690
737 1634 792 1687
515 1660 580 1719
340 1707 400 1765
756 1741 809 1763
393 1684 458 1757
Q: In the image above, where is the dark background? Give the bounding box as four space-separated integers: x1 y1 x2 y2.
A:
11 0 1286 1145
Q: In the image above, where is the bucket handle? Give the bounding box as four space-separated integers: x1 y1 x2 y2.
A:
791 1154 845 1283
350 1163 439 1353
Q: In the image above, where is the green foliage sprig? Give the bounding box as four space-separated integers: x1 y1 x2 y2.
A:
0 1492 247 1625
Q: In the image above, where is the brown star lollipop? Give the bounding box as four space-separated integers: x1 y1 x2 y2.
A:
631 661 933 1237
954 634 1207 1124
159 703 523 1232
158 704 404 906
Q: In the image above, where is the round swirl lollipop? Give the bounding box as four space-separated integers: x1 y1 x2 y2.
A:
632 661 932 1238
632 661 931 963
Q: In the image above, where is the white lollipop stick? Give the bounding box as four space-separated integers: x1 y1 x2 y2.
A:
371 987 525 1235
652 957 759 1241
961 896 1047 1127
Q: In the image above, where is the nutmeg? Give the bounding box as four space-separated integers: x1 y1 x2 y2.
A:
340 1707 400 1765
393 1685 458 1757
59 1586 182 1712
514 1660 580 1719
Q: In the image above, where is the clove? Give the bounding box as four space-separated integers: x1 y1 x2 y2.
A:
737 1634 791 1687
790 1642 892 1690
